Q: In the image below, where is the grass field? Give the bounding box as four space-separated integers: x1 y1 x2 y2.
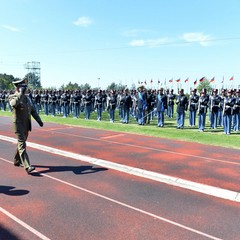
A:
1 108 240 150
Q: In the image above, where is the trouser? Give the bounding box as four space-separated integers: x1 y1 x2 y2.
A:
97 107 103 120
218 109 223 126
14 131 31 169
189 110 196 126
168 105 174 118
223 114 232 134
85 105 91 119
109 108 115 122
198 113 206 130
210 111 218 129
138 108 145 124
123 107 130 123
177 111 185 128
233 113 240 131
157 111 164 127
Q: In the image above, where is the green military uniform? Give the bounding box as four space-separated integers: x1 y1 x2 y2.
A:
9 79 43 173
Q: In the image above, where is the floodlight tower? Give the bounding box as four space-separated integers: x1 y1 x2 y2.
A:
24 61 41 87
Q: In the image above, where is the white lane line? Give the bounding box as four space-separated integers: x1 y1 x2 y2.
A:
101 133 126 139
0 158 223 240
50 130 240 166
0 207 50 240
0 135 239 203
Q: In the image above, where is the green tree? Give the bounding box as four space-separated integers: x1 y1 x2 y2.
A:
197 79 211 93
79 83 91 91
107 82 118 91
0 73 17 90
64 81 80 90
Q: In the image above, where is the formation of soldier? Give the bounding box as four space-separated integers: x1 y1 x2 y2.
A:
0 86 240 134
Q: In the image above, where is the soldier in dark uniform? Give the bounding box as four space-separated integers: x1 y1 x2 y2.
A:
94 90 104 121
117 90 124 121
233 89 240 131
188 89 199 127
56 90 62 115
197 90 209 132
167 89 175 118
107 90 117 123
41 89 49 116
137 85 147 125
223 89 236 134
60 90 68 117
209 89 221 129
83 89 92 120
156 88 167 127
121 88 132 124
32 89 41 114
72 90 81 118
218 89 226 127
176 89 188 129
146 89 156 124
0 90 7 111
9 78 43 174
6 90 13 112
102 90 107 112
49 90 57 116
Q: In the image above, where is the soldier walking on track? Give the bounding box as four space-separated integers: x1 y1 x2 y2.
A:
9 78 44 174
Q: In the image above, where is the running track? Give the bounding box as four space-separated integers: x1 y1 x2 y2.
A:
0 116 239 240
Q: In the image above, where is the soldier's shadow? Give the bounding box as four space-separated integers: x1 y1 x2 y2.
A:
0 185 29 196
32 165 108 175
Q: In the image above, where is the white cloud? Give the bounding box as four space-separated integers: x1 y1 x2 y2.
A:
129 38 172 47
73 16 93 27
2 25 21 32
182 32 212 47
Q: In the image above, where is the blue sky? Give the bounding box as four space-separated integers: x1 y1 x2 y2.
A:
0 0 240 91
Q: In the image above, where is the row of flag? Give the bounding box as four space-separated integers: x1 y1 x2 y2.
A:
138 76 235 85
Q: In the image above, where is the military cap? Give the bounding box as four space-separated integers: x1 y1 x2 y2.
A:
12 78 28 87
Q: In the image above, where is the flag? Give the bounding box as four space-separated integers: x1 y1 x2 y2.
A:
184 78 189 83
144 80 147 85
194 80 197 85
175 78 180 83
150 79 153 84
158 79 160 84
199 77 205 83
210 77 215 83
229 76 234 81
169 79 173 83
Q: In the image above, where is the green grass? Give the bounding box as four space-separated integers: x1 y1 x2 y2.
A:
1 109 240 149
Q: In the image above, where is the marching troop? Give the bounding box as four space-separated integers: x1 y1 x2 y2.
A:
0 85 240 134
